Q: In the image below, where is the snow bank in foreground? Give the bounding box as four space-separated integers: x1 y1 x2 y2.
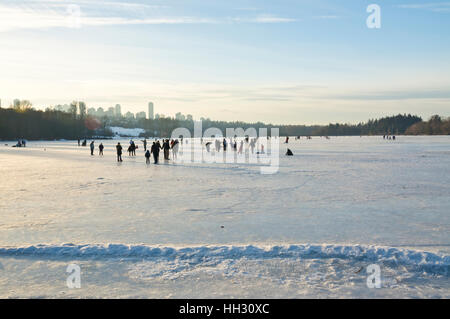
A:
108 126 145 137
1 244 448 274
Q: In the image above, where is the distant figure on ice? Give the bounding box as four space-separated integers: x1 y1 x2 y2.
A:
90 141 95 155
142 138 147 151
286 149 293 156
215 139 221 152
172 139 180 159
145 149 151 164
163 139 171 160
151 142 160 164
285 136 289 144
130 140 136 156
393 135 396 140
78 139 80 146
116 142 123 162
82 139 87 147
13 140 23 147
223 138 227 151
250 138 256 154
99 143 104 156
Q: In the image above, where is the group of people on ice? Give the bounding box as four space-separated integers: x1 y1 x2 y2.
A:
208 137 261 154
85 136 274 164
12 139 27 147
143 139 180 164
113 138 180 164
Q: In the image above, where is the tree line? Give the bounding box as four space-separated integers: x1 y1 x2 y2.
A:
314 114 424 136
405 115 450 135
0 107 111 140
0 104 448 140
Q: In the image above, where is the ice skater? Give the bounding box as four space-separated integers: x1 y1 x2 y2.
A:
116 142 123 162
172 139 180 159
99 143 104 156
238 141 243 154
145 149 151 164
151 142 160 164
90 141 95 156
163 139 170 160
142 138 148 151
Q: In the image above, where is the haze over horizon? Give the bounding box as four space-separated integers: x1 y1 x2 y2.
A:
1 0 449 125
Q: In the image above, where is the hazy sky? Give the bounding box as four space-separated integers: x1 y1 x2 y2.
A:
0 0 449 124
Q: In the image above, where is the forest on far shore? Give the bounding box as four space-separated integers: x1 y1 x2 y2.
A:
0 105 449 140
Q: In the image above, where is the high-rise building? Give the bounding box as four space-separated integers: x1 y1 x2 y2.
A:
115 104 121 117
148 102 154 120
136 111 146 120
124 111 135 119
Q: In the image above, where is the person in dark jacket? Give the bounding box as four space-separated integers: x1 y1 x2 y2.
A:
151 142 160 164
145 149 151 164
90 141 95 155
116 143 123 162
99 143 104 156
163 139 171 160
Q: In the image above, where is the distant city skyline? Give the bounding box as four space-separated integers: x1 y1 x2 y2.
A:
0 1 449 124
34 100 198 122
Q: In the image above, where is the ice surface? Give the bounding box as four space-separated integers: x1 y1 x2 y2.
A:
0 136 449 298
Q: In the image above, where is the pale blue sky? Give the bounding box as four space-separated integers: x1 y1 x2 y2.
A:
0 0 449 124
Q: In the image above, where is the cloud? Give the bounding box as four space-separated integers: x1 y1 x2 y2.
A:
0 2 296 32
397 2 450 12
318 88 450 101
248 14 296 23
313 15 340 19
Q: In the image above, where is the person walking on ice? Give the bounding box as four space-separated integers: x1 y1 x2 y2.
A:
145 149 151 164
116 142 123 162
151 142 160 164
90 141 95 156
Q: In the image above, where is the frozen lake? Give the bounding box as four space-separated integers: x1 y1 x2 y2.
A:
0 136 449 298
